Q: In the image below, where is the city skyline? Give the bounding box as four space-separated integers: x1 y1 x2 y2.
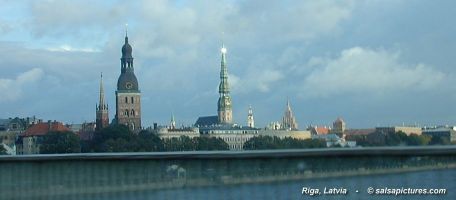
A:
1 1 456 128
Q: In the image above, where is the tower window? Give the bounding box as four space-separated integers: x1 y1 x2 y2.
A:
131 109 135 116
124 109 129 116
125 97 128 104
131 97 134 104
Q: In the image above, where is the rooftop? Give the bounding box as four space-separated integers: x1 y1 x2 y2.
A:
22 121 70 137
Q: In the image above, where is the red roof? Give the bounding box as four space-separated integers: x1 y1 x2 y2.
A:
22 121 70 137
315 127 330 134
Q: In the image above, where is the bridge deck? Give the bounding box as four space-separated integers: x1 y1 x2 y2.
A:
2 146 456 161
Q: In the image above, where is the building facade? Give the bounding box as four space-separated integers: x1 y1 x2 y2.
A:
200 126 311 151
423 126 456 143
115 31 141 131
16 121 71 154
376 126 422 136
156 127 200 140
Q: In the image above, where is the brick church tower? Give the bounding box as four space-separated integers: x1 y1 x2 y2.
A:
114 30 141 131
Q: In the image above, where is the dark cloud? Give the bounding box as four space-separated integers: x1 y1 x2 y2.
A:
0 1 455 128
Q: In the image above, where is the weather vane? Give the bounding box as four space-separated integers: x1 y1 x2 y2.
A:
221 31 227 53
125 23 128 37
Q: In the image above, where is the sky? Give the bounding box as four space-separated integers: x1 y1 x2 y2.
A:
1 0 456 129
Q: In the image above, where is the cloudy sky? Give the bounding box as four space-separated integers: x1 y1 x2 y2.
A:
1 0 455 128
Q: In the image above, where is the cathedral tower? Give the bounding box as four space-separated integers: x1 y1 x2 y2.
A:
217 44 233 124
247 105 254 128
281 99 298 130
115 30 141 131
96 73 109 131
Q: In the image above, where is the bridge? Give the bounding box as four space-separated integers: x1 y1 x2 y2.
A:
1 146 455 199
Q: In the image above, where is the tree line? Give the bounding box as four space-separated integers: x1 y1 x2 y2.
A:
243 135 327 150
346 131 451 147
38 125 329 154
39 125 230 154
37 126 454 154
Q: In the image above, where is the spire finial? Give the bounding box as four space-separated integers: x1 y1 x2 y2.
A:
221 31 227 53
287 97 291 109
99 72 105 110
125 23 128 37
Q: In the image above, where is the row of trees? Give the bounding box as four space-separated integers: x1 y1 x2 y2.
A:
37 126 454 154
40 125 229 154
39 125 328 154
346 131 447 147
243 136 326 150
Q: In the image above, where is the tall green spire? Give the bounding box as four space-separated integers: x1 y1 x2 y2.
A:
217 44 233 124
219 44 230 95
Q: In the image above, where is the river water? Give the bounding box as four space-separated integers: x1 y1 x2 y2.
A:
78 169 455 200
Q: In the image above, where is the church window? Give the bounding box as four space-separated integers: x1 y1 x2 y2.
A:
125 97 128 104
131 97 134 103
125 109 129 116
131 109 135 116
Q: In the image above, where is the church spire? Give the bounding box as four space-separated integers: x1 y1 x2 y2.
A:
121 25 133 73
98 73 106 110
217 43 233 124
219 44 229 95
281 99 298 130
170 113 176 129
125 23 128 38
96 72 109 131
286 97 291 112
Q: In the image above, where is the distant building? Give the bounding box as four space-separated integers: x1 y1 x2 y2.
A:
344 129 375 136
0 116 41 155
199 125 311 151
312 133 356 148
281 99 298 130
0 116 39 132
115 30 141 131
308 118 355 147
195 116 219 127
266 121 282 130
199 125 258 150
331 117 346 135
16 121 71 154
423 126 456 143
156 127 200 140
170 114 176 129
96 73 109 131
376 126 422 136
247 106 255 128
68 122 96 141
